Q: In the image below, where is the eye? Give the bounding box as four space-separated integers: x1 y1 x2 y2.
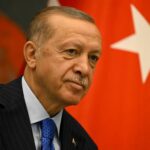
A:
65 49 78 57
89 54 99 66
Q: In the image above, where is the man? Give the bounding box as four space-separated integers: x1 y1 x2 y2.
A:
0 6 101 150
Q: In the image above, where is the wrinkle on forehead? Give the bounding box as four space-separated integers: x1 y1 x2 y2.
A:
47 14 101 38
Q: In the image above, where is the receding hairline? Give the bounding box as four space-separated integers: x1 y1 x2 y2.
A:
26 6 96 44
36 6 95 23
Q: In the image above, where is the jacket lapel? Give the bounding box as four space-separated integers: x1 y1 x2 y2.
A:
0 78 36 150
60 110 85 150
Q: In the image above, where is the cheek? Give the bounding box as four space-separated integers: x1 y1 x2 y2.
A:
42 61 70 85
88 69 94 80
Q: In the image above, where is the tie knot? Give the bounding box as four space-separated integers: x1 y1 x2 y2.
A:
41 118 56 140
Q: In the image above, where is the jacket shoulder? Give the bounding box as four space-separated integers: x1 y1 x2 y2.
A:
0 84 4 89
0 77 22 108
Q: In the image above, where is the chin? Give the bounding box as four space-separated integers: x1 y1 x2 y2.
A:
58 91 85 106
62 96 82 106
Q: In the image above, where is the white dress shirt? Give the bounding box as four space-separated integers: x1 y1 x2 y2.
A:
22 77 62 150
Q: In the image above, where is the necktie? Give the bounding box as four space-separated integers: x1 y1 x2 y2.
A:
41 118 56 150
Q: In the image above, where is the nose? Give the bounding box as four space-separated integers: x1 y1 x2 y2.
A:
73 55 90 77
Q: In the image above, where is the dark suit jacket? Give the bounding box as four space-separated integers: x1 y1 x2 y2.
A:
0 78 98 150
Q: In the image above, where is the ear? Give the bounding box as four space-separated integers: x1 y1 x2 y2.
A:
23 41 38 69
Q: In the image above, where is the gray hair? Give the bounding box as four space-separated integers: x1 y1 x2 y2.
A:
26 6 95 45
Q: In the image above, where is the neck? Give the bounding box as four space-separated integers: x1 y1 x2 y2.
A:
23 67 64 116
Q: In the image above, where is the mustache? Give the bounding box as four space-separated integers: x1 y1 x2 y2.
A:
66 75 89 89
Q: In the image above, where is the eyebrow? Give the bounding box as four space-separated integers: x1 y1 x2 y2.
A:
59 37 101 53
61 39 84 47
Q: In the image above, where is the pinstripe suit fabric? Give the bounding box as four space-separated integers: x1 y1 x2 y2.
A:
0 78 98 150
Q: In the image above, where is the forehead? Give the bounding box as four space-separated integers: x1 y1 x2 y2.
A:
47 14 101 48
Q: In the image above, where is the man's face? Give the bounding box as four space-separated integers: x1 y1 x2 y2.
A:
33 15 101 107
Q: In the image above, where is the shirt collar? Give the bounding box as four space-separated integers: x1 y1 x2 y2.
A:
22 77 63 135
